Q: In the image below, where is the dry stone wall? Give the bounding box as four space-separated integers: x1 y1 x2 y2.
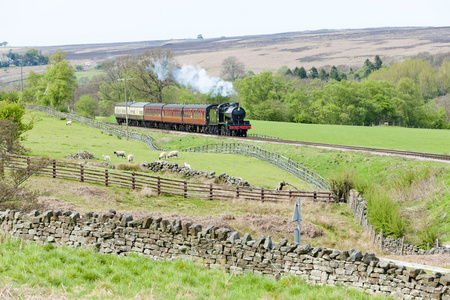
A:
347 190 450 256
1 209 449 299
140 161 251 186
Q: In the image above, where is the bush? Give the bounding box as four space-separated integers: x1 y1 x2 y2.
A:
365 189 408 238
416 221 439 249
329 169 355 202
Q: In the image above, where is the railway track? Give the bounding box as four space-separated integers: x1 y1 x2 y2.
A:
244 135 450 162
122 124 450 163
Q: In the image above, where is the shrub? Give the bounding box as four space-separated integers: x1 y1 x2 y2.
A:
365 189 408 238
329 169 355 202
416 221 439 249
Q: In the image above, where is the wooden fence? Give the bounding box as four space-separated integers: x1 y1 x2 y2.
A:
3 155 333 203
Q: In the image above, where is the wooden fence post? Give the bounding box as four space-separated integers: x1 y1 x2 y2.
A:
401 236 404 255
52 160 56 178
261 188 264 202
184 181 187 198
236 185 240 198
80 165 84 182
105 169 109 187
132 172 135 190
379 229 383 253
209 183 213 200
157 176 161 195
313 191 317 202
26 157 30 176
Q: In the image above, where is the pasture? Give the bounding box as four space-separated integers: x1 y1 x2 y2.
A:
250 120 450 155
23 112 313 190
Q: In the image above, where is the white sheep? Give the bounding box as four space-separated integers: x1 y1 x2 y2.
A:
167 150 179 159
66 120 72 125
159 152 167 160
128 154 134 163
102 155 111 161
114 151 126 158
184 162 191 169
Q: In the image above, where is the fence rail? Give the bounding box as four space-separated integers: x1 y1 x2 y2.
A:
2 155 333 203
28 105 329 191
182 143 329 191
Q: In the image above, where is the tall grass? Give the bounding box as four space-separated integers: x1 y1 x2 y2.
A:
365 188 408 238
0 237 388 299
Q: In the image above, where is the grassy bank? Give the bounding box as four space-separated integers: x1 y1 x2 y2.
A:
0 237 389 299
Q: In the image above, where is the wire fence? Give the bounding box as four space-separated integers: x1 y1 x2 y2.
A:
28 105 162 151
3 155 333 203
181 143 329 191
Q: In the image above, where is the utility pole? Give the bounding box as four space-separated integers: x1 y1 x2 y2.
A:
117 78 133 140
20 60 23 102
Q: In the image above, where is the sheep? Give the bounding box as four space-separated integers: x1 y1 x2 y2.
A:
159 152 167 160
128 154 134 163
184 162 191 169
167 150 179 159
102 155 111 162
114 151 126 158
66 120 72 125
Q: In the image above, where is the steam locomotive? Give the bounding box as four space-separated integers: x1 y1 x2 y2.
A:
114 102 251 137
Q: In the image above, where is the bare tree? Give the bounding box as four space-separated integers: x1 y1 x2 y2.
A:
221 56 246 81
131 49 177 103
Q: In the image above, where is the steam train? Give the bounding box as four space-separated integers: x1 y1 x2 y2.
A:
114 102 251 137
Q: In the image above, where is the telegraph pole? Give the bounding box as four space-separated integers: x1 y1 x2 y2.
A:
117 78 133 140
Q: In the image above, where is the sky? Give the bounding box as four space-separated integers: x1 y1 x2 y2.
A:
2 0 449 47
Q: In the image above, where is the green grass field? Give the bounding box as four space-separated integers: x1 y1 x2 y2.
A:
250 120 450 154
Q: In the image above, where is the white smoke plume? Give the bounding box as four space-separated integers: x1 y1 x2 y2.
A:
152 61 236 97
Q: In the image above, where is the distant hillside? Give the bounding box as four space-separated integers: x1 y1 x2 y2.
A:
2 26 450 77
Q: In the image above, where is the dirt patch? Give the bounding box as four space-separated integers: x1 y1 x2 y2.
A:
69 186 106 198
38 197 80 212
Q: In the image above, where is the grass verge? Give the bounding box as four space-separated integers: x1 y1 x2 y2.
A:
0 237 389 299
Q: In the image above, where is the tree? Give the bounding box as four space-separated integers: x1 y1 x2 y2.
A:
22 71 46 104
319 69 329 80
330 66 340 81
0 100 34 144
308 67 318 79
293 67 307 79
221 56 246 81
374 55 383 70
75 95 97 119
234 71 293 121
130 49 177 103
40 50 77 110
